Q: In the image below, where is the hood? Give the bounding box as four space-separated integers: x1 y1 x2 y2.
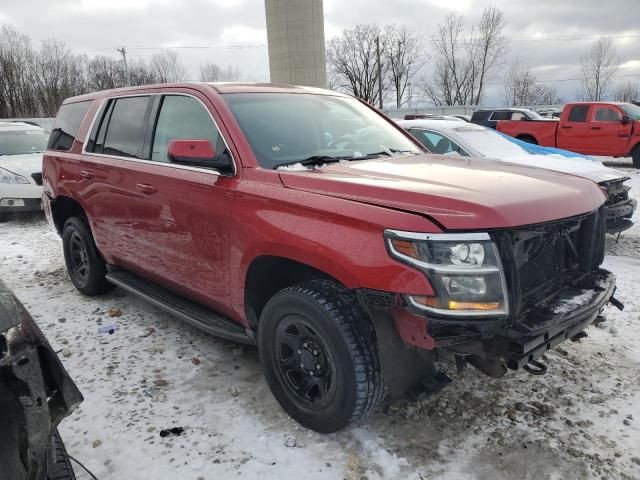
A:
278 154 606 230
492 155 626 184
0 153 43 176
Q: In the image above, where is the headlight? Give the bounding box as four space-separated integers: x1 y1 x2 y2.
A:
385 230 509 317
0 168 29 184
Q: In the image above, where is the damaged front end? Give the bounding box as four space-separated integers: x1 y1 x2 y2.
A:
601 177 637 234
373 206 622 393
0 281 83 480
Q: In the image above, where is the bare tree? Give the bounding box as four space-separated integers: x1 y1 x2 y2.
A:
422 7 507 106
0 25 37 117
150 50 188 83
469 6 508 105
326 24 389 104
199 63 241 82
579 37 619 101
384 25 424 108
29 40 87 116
87 55 125 91
503 62 561 106
613 81 639 102
128 59 158 86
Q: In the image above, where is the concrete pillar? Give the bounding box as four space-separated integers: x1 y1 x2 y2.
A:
264 0 327 88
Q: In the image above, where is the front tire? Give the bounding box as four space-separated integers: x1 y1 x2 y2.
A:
258 280 384 433
62 217 113 295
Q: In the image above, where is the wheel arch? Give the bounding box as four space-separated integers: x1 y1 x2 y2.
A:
50 195 87 234
516 134 538 145
243 255 340 330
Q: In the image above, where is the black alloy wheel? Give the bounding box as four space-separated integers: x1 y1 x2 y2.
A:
273 316 337 409
258 280 385 433
62 217 113 296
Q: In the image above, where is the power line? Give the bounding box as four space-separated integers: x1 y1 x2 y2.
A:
485 72 640 86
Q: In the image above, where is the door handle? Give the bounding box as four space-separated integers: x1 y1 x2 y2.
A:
591 126 602 130
80 170 95 180
136 183 157 195
561 126 572 129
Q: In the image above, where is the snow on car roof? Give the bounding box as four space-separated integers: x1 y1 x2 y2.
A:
396 119 485 132
0 121 45 132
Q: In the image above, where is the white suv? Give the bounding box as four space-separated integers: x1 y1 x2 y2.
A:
0 121 49 221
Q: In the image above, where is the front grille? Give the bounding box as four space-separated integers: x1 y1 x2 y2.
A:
31 173 42 185
496 207 605 317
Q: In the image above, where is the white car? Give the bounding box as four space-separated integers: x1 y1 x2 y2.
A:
0 122 48 221
398 119 637 234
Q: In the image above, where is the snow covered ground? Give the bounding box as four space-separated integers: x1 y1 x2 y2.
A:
1 169 639 480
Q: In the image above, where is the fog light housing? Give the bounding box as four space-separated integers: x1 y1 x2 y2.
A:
0 198 25 207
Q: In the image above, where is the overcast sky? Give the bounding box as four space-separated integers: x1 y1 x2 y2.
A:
1 0 639 105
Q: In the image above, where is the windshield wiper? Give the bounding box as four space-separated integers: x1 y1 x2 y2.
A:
357 148 417 159
277 155 352 169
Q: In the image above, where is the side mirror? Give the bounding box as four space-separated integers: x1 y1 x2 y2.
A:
621 115 632 125
167 139 231 170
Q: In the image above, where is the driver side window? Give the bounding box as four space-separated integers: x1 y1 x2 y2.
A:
152 95 228 164
594 106 622 123
411 130 467 156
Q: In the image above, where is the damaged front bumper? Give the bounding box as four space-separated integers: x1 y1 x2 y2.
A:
603 179 637 234
400 269 620 377
0 281 83 480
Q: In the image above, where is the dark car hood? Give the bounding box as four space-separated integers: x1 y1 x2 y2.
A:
278 154 606 230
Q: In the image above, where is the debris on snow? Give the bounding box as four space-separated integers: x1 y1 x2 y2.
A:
159 427 184 438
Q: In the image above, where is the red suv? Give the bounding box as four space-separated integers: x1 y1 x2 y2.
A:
43 83 621 433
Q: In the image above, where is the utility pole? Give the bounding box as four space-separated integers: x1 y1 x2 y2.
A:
117 46 128 86
376 36 383 109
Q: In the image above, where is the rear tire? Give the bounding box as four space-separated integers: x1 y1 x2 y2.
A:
62 217 113 296
632 146 640 169
258 280 385 433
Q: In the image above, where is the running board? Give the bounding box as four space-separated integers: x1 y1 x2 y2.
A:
105 267 254 345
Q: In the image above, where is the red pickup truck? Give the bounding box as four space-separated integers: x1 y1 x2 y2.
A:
43 83 620 432
497 102 640 167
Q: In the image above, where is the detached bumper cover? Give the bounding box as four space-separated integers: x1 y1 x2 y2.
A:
0 281 83 480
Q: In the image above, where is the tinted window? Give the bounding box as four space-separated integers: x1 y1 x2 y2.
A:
594 106 622 122
152 95 228 165
489 111 511 121
620 103 640 120
471 111 490 121
102 96 150 158
48 101 92 151
568 105 589 122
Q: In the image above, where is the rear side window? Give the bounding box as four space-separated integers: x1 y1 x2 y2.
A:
489 111 511 121
48 101 92 151
568 105 589 122
99 96 151 158
471 111 490 121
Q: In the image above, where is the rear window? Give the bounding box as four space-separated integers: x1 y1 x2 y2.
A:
100 96 151 158
48 101 92 151
568 105 589 122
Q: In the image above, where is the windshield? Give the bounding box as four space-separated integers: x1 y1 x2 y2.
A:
620 103 640 120
0 129 49 155
222 93 422 169
451 126 530 159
